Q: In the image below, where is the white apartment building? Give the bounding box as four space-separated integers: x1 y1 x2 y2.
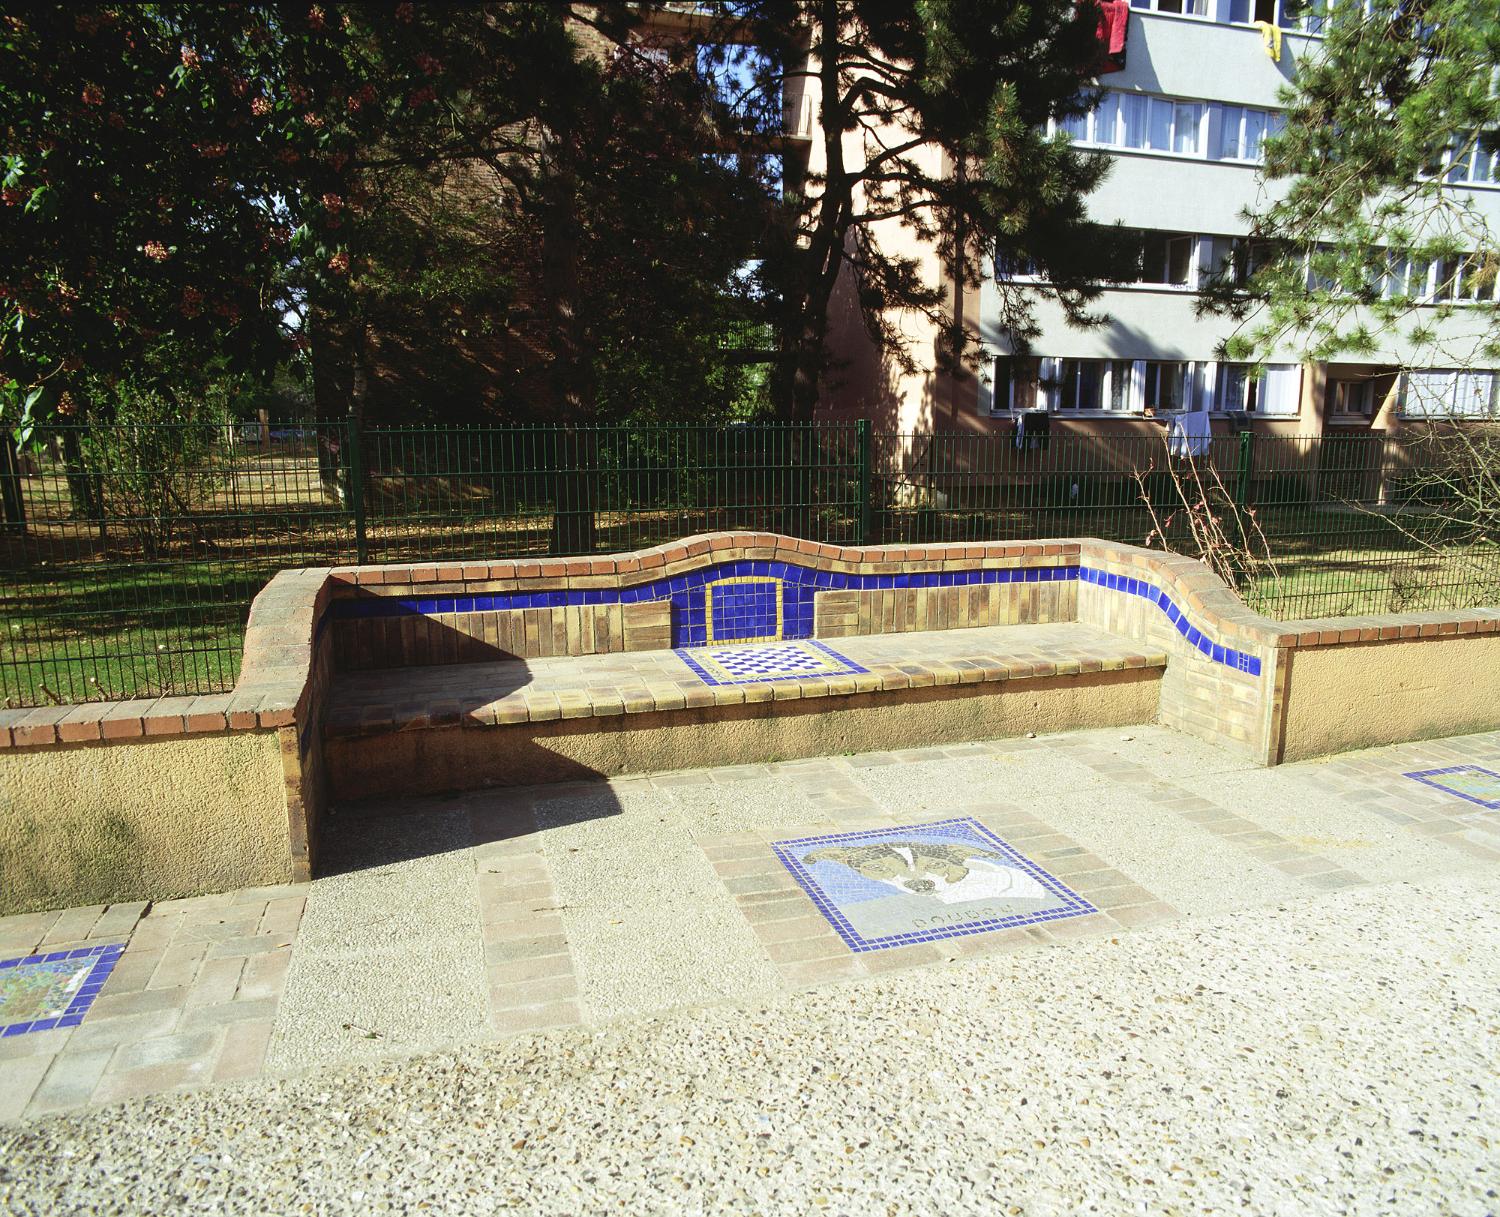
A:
967 1 1500 438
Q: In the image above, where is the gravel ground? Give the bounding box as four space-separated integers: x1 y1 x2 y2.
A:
4 873 1499 1217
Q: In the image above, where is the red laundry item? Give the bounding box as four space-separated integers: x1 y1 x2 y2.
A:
1097 0 1129 56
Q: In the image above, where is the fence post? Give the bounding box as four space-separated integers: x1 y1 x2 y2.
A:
345 407 369 565
1236 430 1254 510
856 419 873 544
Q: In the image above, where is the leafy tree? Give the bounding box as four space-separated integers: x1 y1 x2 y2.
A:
1201 0 1500 371
696 0 1137 419
0 3 767 440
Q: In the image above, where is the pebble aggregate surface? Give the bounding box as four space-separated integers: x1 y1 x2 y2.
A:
4 873 1498 1216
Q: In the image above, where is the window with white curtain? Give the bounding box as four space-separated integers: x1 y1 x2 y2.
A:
1214 364 1302 414
1059 91 1273 164
996 359 1300 415
1403 369 1500 417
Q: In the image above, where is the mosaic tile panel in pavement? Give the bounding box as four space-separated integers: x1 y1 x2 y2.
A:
1404 766 1500 809
772 818 1096 952
0 943 123 1036
677 639 869 687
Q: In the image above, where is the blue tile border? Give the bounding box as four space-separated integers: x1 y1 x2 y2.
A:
326 557 1262 679
1403 765 1500 809
0 941 125 1037
677 639 869 687
1078 566 1262 677
771 817 1097 953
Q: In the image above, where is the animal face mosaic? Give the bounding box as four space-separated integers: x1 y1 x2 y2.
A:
677 640 868 687
1 943 124 1036
1404 766 1500 809
772 818 1094 952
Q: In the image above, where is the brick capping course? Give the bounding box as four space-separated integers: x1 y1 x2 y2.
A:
3 530 1498 752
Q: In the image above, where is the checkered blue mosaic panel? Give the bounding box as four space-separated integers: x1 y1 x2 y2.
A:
1404 766 1500 809
0 942 124 1037
772 818 1096 952
678 640 868 687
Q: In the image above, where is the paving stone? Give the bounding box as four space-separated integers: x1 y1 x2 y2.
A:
0 1055 53 1121
485 952 573 984
85 986 190 1023
185 957 245 1007
208 934 294 960
481 933 569 964
0 1026 74 1061
490 1000 582 1034
213 1018 275 1083
26 1049 112 1115
39 906 105 945
150 941 209 990
88 902 149 940
490 975 579 1010
237 950 293 1001
98 949 166 996
93 1059 213 1106
179 998 280 1031
111 1029 219 1072
65 1007 182 1051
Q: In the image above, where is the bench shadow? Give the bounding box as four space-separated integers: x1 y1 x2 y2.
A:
316 776 628 879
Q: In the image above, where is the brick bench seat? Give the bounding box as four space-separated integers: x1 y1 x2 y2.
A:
325 622 1166 737
321 622 1167 798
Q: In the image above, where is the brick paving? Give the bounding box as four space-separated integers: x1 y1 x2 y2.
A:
4 722 1500 1122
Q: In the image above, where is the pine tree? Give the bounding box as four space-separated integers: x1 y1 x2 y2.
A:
1200 0 1500 372
697 0 1138 419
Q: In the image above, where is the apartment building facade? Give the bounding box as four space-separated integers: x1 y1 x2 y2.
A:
817 1 1500 441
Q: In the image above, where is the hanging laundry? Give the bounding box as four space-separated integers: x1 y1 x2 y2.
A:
1254 20 1282 62
1167 410 1213 459
1091 0 1130 74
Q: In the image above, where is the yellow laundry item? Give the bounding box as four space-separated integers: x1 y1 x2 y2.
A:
1254 20 1282 62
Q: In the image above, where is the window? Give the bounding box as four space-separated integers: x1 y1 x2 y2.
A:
1330 379 1377 416
1218 106 1270 161
996 251 1041 280
1403 369 1500 418
1432 254 1496 303
1143 361 1189 411
1215 363 1254 413
1131 231 1195 286
1060 92 1277 164
1035 359 1137 412
1213 364 1301 414
1131 0 1207 13
1229 0 1324 32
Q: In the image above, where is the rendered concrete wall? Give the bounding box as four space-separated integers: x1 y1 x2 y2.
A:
1278 635 1500 762
325 669 1163 800
0 732 290 915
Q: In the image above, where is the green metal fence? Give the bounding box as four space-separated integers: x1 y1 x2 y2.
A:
1 420 1495 707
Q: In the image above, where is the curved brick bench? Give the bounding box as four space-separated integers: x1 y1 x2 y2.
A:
6 530 1500 910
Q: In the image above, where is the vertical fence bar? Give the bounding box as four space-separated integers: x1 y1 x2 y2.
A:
1235 430 1254 511
856 418 872 544
345 407 369 565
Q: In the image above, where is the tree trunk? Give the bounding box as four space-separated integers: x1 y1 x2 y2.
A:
309 296 360 505
0 432 25 533
539 130 598 555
